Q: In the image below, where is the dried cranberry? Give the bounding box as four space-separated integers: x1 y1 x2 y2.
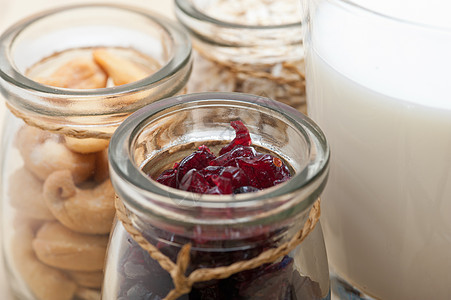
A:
209 175 233 194
179 169 211 194
210 145 257 167
236 154 291 189
155 168 177 188
214 167 249 191
155 121 291 195
176 145 216 183
219 120 251 155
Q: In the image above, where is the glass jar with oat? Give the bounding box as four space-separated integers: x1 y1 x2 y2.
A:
175 0 306 114
0 4 191 300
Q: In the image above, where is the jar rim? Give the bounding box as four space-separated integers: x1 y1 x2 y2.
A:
109 92 330 226
0 3 192 116
174 0 302 30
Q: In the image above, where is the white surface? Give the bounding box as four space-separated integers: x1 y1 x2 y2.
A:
0 1 174 298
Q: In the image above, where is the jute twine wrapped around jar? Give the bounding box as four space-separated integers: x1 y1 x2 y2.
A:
6 103 113 139
189 45 307 115
115 196 321 300
5 83 188 140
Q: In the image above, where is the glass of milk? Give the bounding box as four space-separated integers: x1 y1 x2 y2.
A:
303 0 451 299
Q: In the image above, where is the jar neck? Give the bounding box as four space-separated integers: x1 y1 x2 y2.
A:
125 197 316 250
174 0 303 64
109 92 329 241
0 4 192 135
1 64 191 137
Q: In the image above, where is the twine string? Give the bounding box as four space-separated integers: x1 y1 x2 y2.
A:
5 87 189 139
5 103 112 139
194 45 306 89
115 196 321 300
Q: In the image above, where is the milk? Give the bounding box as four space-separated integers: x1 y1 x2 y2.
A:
305 1 451 299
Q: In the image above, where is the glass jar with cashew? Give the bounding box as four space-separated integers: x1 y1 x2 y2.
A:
175 0 307 114
0 4 191 300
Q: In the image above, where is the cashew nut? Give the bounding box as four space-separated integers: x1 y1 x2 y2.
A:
13 215 45 234
64 136 109 154
9 168 55 220
92 48 150 85
12 225 77 300
68 270 103 289
32 221 108 271
16 125 96 184
43 170 115 234
34 57 107 89
94 148 109 183
75 287 101 300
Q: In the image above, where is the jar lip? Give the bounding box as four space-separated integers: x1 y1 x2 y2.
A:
0 4 192 108
109 92 330 224
174 0 302 30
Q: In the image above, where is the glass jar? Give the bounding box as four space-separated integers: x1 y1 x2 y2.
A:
303 0 451 299
0 4 191 300
174 0 307 114
104 92 331 299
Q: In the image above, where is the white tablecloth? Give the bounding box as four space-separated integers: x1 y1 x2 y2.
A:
0 0 173 298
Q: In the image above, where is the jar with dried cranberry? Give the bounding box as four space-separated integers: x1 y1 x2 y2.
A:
0 4 191 300
175 0 307 114
104 92 331 300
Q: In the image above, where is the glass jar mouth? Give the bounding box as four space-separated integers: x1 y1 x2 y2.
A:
330 0 451 32
175 0 302 30
0 3 192 114
109 92 329 225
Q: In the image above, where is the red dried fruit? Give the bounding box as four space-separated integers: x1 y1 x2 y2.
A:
219 120 252 156
236 154 291 189
209 174 233 194
176 145 216 184
210 145 257 167
155 168 177 188
179 169 210 194
155 121 291 195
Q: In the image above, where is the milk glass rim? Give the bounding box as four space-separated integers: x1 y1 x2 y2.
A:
108 92 330 225
175 0 302 30
330 0 451 32
0 3 192 98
